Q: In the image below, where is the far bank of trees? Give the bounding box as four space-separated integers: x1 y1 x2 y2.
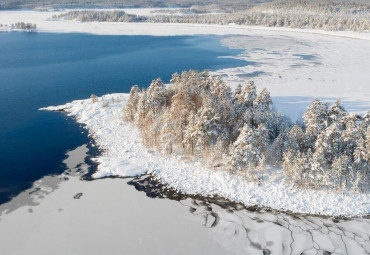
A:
123 70 369 192
57 0 370 32
0 22 37 30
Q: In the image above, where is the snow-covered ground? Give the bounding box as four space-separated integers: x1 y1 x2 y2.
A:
41 94 370 217
1 144 368 254
0 145 230 255
213 34 370 119
1 10 370 39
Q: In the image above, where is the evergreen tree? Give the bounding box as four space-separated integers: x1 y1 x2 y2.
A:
303 99 329 147
123 85 140 122
328 99 347 124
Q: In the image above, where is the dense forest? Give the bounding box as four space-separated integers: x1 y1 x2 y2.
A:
122 70 369 192
56 0 370 31
0 0 267 10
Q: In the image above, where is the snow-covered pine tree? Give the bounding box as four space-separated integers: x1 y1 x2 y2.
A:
193 99 226 151
123 85 140 122
283 150 294 183
160 112 175 154
183 112 199 155
169 84 197 144
209 76 235 144
134 89 148 126
253 88 273 127
341 113 362 165
287 124 305 154
228 123 268 178
241 80 258 109
332 155 351 189
328 99 347 125
233 84 243 104
146 78 167 119
303 99 329 148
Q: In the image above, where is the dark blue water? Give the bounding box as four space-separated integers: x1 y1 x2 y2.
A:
0 32 246 204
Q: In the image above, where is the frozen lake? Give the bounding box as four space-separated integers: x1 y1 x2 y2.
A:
0 31 369 254
0 32 245 204
0 145 368 254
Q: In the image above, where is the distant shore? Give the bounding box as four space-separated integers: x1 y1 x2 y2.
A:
0 10 369 40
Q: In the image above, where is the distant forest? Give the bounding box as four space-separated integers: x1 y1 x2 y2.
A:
2 0 369 10
56 0 370 32
0 0 270 10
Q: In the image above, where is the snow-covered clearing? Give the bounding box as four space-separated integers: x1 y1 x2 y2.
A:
41 94 370 217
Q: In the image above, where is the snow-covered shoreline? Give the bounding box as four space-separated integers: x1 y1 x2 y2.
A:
0 10 370 40
41 94 370 217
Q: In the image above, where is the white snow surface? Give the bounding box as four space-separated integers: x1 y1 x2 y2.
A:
212 34 370 118
41 94 370 217
1 10 370 39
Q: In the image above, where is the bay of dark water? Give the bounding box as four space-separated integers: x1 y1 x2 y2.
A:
0 32 246 204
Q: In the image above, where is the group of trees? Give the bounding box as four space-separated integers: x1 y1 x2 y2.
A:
0 0 260 11
123 70 369 192
0 22 37 30
55 11 147 22
144 0 370 31
282 99 369 190
58 0 370 32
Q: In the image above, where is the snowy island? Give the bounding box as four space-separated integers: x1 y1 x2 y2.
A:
0 22 36 32
42 70 370 217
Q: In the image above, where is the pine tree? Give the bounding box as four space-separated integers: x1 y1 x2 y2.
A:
303 99 329 147
134 89 148 125
283 150 294 183
160 112 175 154
229 124 268 177
253 88 273 130
233 84 243 104
287 125 305 154
183 112 199 155
146 78 167 119
328 99 347 124
123 85 140 122
239 80 257 108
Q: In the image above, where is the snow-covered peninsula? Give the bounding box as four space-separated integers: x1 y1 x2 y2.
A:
41 93 369 217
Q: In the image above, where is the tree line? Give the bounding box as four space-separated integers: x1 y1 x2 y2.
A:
0 22 37 30
57 0 370 32
0 0 261 11
122 70 369 192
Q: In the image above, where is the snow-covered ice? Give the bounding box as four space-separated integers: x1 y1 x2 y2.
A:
1 144 368 254
41 94 370 217
212 34 370 118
